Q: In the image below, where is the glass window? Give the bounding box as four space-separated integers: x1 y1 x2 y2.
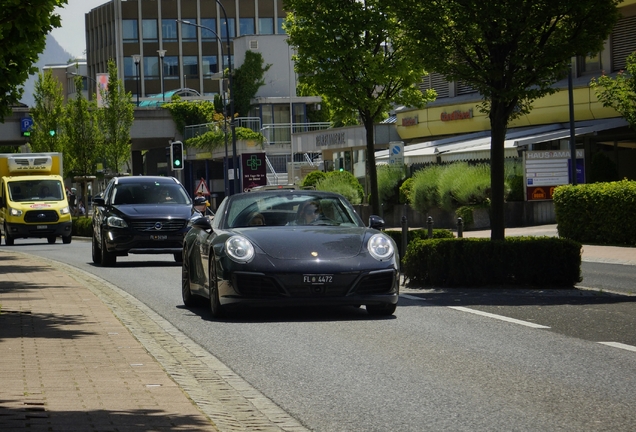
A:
202 56 218 76
183 56 199 78
239 18 255 36
259 18 274 35
123 19 138 42
277 18 287 35
162 19 177 42
124 57 136 78
164 56 179 78
181 18 197 41
221 18 236 39
201 18 217 41
144 56 159 78
142 19 157 42
222 55 234 70
580 52 602 75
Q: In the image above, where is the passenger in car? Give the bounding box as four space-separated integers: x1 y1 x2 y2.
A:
248 212 265 226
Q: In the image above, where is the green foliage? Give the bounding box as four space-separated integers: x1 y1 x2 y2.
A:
402 237 581 287
30 69 66 152
589 152 619 183
455 206 474 228
284 0 436 215
164 98 218 132
384 228 455 253
301 170 327 188
232 51 271 117
0 0 67 121
185 126 264 150
377 164 405 206
392 0 620 239
98 59 134 174
409 165 443 213
314 171 364 204
71 215 93 237
591 52 636 129
399 177 414 204
64 75 102 179
553 180 636 245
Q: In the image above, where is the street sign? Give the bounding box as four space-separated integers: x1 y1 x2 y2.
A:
20 117 33 137
195 178 210 196
388 141 404 165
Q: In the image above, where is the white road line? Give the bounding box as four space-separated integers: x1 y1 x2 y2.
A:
598 342 636 352
400 294 551 329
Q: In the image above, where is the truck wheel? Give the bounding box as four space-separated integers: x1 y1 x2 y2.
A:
47 236 56 244
92 235 102 264
100 234 117 266
62 235 72 244
4 227 14 246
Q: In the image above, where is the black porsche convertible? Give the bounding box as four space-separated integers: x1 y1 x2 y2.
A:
181 190 399 318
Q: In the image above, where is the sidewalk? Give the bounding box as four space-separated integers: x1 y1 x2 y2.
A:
0 250 308 432
0 251 218 431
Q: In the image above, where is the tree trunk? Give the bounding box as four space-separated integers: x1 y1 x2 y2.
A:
489 103 508 241
365 117 380 215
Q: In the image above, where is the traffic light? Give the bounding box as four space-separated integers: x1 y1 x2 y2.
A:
170 141 184 170
49 130 56 137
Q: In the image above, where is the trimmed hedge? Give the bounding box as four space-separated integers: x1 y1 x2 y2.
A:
71 216 92 238
402 237 582 287
553 180 636 246
384 228 455 251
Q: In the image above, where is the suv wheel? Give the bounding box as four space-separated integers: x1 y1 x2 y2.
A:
100 233 117 266
92 234 102 264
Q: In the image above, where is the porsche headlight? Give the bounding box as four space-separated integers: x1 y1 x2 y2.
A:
225 235 255 263
106 215 128 229
367 233 394 261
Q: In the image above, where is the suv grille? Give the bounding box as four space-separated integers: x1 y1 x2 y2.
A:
24 210 59 223
129 220 187 232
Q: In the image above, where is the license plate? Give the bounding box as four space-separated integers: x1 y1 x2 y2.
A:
151 234 168 240
37 225 47 229
303 274 333 284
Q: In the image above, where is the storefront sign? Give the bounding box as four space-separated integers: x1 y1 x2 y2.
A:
316 132 346 147
241 152 266 192
440 109 473 122
525 149 584 201
401 116 418 126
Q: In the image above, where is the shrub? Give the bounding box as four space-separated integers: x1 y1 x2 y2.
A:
314 170 364 203
410 165 443 213
72 216 92 237
377 164 405 207
301 170 327 188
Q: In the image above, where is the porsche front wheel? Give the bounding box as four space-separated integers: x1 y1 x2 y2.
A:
208 263 225 318
181 250 197 307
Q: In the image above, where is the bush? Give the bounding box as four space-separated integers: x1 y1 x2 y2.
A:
72 216 92 237
553 180 636 245
301 170 327 188
384 228 454 254
377 164 405 207
314 170 364 204
402 237 581 287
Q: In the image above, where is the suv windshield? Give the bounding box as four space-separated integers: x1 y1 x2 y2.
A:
112 181 190 205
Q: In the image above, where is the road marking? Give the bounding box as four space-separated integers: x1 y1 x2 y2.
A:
448 306 551 329
598 342 636 352
400 294 551 329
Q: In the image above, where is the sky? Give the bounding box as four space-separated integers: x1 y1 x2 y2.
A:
50 0 107 59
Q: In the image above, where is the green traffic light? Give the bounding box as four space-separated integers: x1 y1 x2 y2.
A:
175 160 181 166
49 130 56 136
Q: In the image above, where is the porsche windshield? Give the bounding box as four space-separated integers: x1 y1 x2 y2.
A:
225 193 362 228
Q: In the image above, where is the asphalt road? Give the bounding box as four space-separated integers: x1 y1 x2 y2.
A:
5 238 636 432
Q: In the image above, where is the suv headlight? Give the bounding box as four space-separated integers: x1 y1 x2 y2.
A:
106 215 128 229
367 233 394 261
225 235 255 263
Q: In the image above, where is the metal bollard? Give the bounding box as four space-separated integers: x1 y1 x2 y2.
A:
427 216 433 239
401 214 408 259
457 217 463 238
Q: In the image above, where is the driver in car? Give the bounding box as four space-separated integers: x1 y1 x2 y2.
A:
294 200 321 225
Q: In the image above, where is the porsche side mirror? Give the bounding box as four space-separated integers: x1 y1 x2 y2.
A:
369 215 385 230
192 215 212 231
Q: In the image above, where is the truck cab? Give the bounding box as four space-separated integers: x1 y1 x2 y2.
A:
0 153 73 245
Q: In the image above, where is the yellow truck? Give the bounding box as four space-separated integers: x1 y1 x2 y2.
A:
0 153 73 245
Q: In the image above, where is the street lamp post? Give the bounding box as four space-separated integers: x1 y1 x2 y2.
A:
157 50 166 103
132 54 141 106
177 18 232 197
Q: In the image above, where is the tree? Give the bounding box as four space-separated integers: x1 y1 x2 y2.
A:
64 75 102 204
392 0 620 240
99 59 134 175
591 51 636 129
0 0 67 121
283 0 435 215
30 69 66 153
232 51 271 117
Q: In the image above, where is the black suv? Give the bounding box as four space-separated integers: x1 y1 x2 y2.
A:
92 176 196 266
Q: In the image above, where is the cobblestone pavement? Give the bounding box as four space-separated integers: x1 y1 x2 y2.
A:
0 250 309 432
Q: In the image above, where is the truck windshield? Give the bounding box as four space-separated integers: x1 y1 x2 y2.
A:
9 180 65 202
